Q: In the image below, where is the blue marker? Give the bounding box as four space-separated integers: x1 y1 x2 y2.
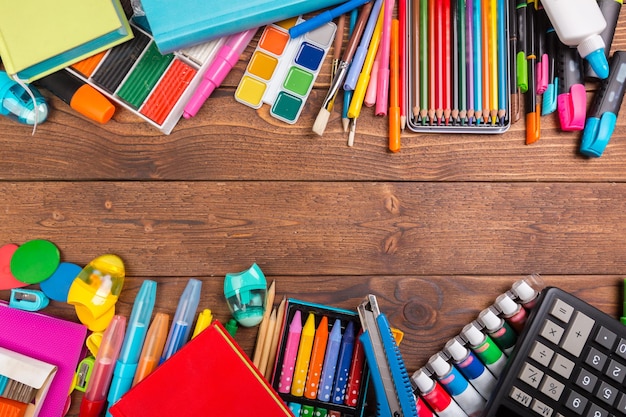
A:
159 278 202 364
428 353 486 417
288 0 371 39
106 280 157 417
343 0 384 91
580 51 626 157
0 71 48 125
444 337 497 400
318 318 342 401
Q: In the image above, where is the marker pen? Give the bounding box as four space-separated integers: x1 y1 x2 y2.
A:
460 322 507 378
35 70 115 124
415 395 436 417
477 307 517 355
580 51 626 157
411 369 469 417
443 337 497 400
183 28 258 118
428 353 486 417
556 44 586 131
494 292 527 333
510 273 545 310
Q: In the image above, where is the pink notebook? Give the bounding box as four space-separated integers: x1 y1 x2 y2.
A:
0 302 87 417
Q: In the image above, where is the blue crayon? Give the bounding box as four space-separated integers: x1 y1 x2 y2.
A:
444 337 497 400
318 319 343 401
428 353 486 416
332 321 355 404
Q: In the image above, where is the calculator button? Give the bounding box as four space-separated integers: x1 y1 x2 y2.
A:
616 338 626 361
519 362 545 389
616 393 626 413
539 375 565 401
550 298 574 323
605 359 626 384
585 403 609 417
596 381 619 406
529 341 555 368
561 311 595 357
575 368 599 393
540 320 565 345
531 398 554 416
595 326 617 350
510 386 532 408
566 390 588 415
586 347 608 371
551 353 575 378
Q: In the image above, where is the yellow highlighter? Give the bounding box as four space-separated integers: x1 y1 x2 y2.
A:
347 8 384 120
290 312 316 396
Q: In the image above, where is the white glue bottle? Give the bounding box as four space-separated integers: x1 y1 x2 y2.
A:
541 0 609 79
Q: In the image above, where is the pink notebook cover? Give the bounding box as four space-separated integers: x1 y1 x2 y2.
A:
0 302 87 417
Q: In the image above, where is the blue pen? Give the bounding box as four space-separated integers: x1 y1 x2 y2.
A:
159 278 202 364
332 320 355 404
105 280 157 417
288 0 372 39
580 51 626 157
0 71 48 125
343 0 384 91
318 318 343 401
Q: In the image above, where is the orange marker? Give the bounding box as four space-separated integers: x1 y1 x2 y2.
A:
304 316 329 399
290 312 316 396
389 19 401 152
132 313 169 386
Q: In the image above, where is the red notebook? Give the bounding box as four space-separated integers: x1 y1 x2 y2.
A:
109 320 293 416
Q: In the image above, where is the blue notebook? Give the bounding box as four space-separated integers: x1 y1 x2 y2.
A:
140 0 347 54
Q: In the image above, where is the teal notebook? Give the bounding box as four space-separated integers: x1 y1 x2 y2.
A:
140 0 347 54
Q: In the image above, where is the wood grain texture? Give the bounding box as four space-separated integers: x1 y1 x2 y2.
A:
0 2 625 417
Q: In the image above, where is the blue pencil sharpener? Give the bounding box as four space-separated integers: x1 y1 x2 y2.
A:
224 263 267 327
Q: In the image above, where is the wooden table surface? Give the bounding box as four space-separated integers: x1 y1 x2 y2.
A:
1 5 626 416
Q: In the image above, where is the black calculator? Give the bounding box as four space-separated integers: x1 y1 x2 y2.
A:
483 287 626 417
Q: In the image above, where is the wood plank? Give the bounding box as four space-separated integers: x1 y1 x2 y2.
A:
1 181 626 276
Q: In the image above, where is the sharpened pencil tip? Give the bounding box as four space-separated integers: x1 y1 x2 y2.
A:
312 109 331 137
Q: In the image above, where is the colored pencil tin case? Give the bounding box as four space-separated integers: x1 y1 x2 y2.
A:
404 0 512 134
67 19 225 134
270 299 369 417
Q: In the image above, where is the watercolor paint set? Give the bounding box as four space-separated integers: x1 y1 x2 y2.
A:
269 299 368 417
235 17 337 124
66 20 224 134
404 0 512 134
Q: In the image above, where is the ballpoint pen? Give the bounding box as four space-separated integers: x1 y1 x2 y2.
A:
183 28 257 118
105 280 157 417
79 315 126 417
159 278 202 364
132 312 169 386
525 0 540 144
312 0 374 136
580 51 626 157
289 0 371 39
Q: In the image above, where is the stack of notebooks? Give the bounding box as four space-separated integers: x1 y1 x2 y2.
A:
0 0 132 83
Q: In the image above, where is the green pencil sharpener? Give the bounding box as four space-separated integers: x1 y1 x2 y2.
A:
224 263 267 327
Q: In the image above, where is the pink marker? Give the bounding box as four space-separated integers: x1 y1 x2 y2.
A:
364 47 381 107
374 0 396 116
183 28 258 118
278 310 302 393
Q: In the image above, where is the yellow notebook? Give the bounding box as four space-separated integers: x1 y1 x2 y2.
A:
0 0 133 82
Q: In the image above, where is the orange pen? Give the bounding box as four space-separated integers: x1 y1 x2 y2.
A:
290 312 316 396
304 316 329 399
389 19 400 152
131 313 169 386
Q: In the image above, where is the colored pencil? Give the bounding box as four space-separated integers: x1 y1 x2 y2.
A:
265 296 287 379
451 0 460 124
399 0 407 130
482 0 491 123
458 0 468 124
497 0 508 124
473 0 483 123
411 0 421 120
389 19 401 152
258 307 277 376
489 0 499 125
428 0 437 124
466 0 475 123
252 280 275 367
442 0 452 125
375 0 396 116
420 0 429 124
